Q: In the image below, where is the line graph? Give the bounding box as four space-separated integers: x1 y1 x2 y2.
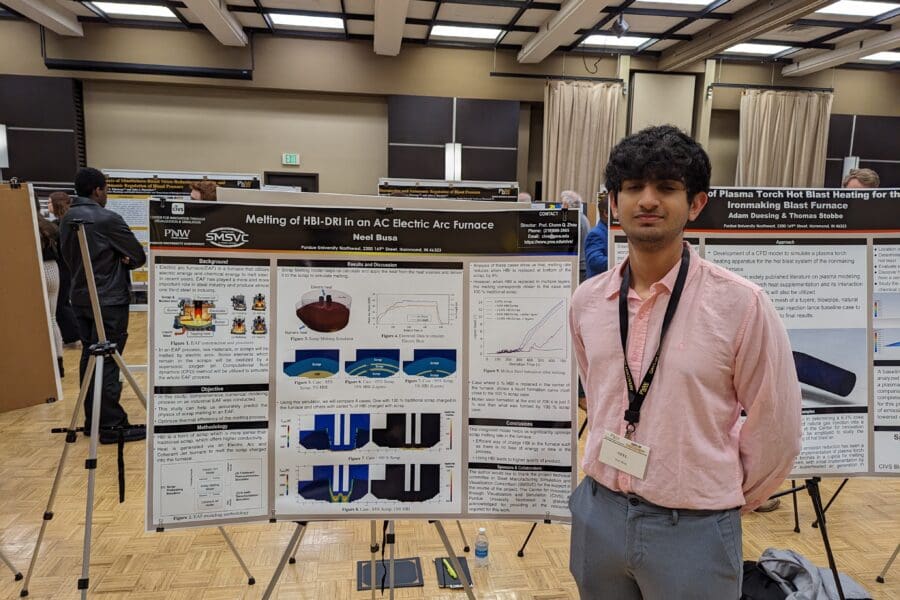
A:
482 297 567 359
373 294 453 326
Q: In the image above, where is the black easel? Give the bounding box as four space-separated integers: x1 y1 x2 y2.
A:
812 478 848 529
769 477 846 600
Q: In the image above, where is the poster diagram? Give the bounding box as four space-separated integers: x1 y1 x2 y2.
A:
373 293 454 326
482 297 567 359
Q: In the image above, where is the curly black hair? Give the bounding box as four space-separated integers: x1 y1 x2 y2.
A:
604 125 711 200
74 167 106 198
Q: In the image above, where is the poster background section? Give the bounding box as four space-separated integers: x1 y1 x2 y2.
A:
103 169 261 304
148 253 271 529
606 188 900 478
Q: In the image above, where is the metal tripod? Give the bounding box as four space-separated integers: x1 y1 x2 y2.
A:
19 220 253 597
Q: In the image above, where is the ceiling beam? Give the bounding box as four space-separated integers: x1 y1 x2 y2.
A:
181 0 247 45
3 0 82 36
374 0 409 56
518 0 617 63
658 0 833 72
782 27 900 76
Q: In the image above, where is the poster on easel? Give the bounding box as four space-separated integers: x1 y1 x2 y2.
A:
146 194 578 529
609 187 900 477
0 183 63 411
101 170 261 306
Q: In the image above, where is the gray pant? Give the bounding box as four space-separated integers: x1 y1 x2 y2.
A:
569 477 742 600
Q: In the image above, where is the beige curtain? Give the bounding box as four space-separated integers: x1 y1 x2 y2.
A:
736 89 833 187
543 81 620 204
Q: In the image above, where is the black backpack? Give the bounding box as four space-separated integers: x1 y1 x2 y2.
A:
742 561 788 600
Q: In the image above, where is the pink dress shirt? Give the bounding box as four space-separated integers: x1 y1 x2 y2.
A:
570 243 802 512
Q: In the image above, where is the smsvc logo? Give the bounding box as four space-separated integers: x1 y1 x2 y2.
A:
206 227 249 248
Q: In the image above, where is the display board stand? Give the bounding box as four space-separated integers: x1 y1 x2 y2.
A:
770 478 845 600
0 182 62 412
18 222 253 597
20 221 150 598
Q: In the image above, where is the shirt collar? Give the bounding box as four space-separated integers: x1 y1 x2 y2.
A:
604 241 697 300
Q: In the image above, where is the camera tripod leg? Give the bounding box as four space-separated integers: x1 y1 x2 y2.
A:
20 354 96 597
77 354 105 599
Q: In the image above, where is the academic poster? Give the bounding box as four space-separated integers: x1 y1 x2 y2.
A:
610 187 900 477
147 197 579 528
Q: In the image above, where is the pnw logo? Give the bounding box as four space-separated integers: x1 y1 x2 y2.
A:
206 227 249 248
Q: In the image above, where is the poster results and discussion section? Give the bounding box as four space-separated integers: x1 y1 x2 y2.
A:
0 0 899 598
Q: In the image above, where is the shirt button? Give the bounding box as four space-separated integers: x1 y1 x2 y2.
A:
629 497 639 506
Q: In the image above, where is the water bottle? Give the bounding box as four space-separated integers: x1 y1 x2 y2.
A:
474 527 489 567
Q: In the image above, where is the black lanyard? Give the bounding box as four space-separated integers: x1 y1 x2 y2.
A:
618 245 690 438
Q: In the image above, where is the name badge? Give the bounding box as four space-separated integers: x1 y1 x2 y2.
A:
598 430 650 479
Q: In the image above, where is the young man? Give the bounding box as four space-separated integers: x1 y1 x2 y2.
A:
568 126 802 599
60 167 147 444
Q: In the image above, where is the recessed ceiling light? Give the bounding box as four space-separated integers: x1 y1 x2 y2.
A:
92 2 176 18
634 0 712 6
724 43 793 55
430 25 501 40
583 34 651 48
269 13 344 29
815 1 900 17
861 51 900 62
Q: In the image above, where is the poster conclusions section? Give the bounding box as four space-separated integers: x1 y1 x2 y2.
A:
609 187 899 478
147 199 579 527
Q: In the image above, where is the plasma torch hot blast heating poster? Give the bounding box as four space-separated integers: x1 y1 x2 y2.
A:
610 187 900 478
146 197 579 528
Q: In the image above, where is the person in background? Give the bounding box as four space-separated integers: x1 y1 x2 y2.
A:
48 191 79 346
60 167 147 444
190 179 218 201
842 168 879 189
37 215 65 378
569 125 801 599
517 191 532 204
584 192 609 279
560 190 591 284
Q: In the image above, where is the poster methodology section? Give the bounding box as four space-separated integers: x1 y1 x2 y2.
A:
610 187 900 477
147 199 578 528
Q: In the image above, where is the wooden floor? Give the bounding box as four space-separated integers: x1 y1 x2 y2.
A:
1 312 898 599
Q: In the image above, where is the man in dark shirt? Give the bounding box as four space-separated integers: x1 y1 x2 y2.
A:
60 167 147 443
